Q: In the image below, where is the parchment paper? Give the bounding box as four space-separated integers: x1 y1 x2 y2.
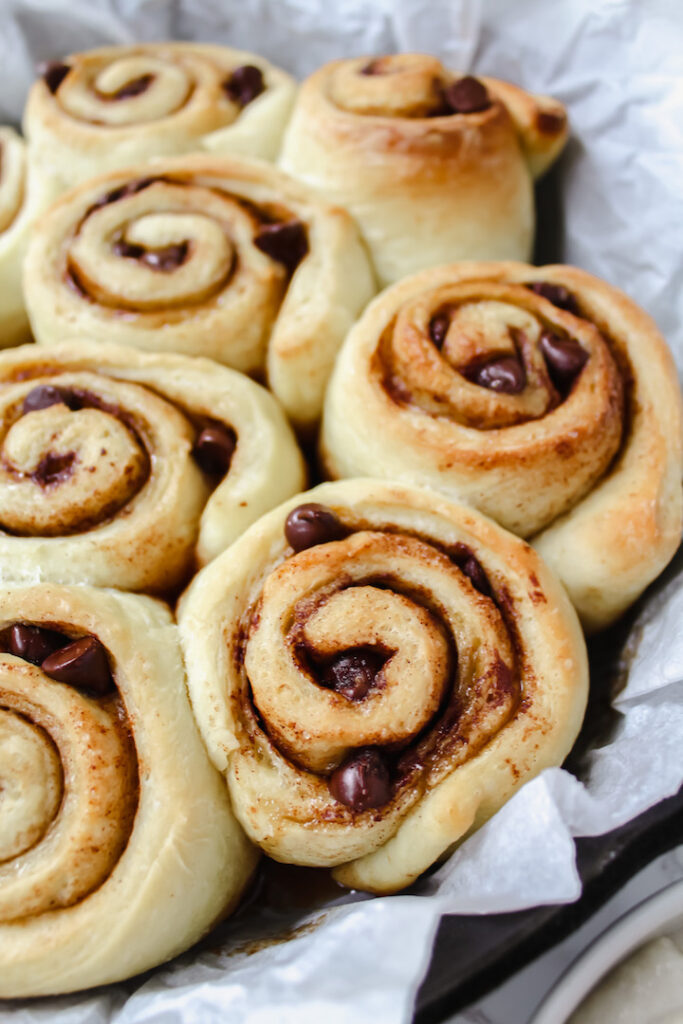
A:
0 1 681 1021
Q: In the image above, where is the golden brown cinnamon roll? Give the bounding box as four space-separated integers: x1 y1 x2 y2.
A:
0 127 51 347
321 262 683 631
0 341 305 590
24 43 296 197
178 479 588 894
23 154 375 429
279 54 567 286
0 582 256 997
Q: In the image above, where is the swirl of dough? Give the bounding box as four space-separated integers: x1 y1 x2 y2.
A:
0 341 306 590
321 262 683 631
0 128 52 347
24 155 375 429
0 583 256 997
178 479 588 894
280 54 568 285
23 43 296 197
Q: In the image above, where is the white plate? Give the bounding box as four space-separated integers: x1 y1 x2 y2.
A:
530 877 683 1024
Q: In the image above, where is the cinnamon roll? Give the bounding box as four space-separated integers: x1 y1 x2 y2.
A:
23 154 375 429
0 127 51 347
24 43 296 197
0 341 305 590
178 479 588 894
321 262 683 631
279 54 568 286
0 582 256 997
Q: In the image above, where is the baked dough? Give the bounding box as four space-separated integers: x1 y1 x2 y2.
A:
178 478 588 894
23 154 375 430
280 54 567 286
321 262 683 631
0 127 51 347
0 341 306 590
24 42 296 198
0 582 257 997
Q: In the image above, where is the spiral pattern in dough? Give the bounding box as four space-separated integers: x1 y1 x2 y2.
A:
0 127 51 347
24 155 375 428
23 43 296 197
179 479 588 894
0 341 305 590
0 583 256 997
321 262 683 630
280 54 568 285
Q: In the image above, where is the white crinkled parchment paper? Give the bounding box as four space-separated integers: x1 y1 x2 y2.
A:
0 1 682 1022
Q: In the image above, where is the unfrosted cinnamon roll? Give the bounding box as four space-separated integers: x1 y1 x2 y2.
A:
23 154 375 429
321 262 683 631
24 43 295 197
279 54 567 286
178 479 588 894
0 582 256 997
0 128 51 347
0 341 305 590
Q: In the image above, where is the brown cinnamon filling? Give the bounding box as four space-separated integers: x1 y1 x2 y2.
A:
238 516 521 815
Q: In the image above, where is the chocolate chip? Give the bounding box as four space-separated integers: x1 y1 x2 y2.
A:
112 74 153 100
38 61 70 95
360 59 382 76
539 330 588 390
536 110 565 135
22 385 81 414
527 281 579 315
142 242 189 272
329 748 392 811
94 178 155 211
254 220 308 273
323 648 384 701
112 239 188 271
284 503 345 552
8 624 67 666
112 239 145 260
429 312 450 349
192 424 236 476
41 636 113 696
32 451 76 487
444 76 491 114
224 65 264 107
451 543 491 596
468 356 526 393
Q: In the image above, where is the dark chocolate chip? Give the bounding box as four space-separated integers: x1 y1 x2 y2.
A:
22 385 81 415
223 65 264 107
94 178 155 211
360 59 382 76
38 61 70 95
462 555 491 596
41 636 113 696
323 648 384 701
536 110 565 135
451 543 491 596
527 281 579 315
469 356 526 393
254 220 309 273
429 312 450 349
192 424 237 476
142 241 189 272
8 623 67 666
112 239 145 260
539 330 588 389
284 503 345 552
112 73 153 100
329 748 392 811
444 76 491 114
32 451 76 487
